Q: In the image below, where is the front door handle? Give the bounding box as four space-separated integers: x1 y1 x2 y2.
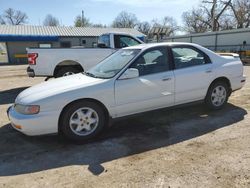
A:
205 69 212 73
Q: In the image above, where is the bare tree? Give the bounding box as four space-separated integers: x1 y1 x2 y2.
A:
0 16 5 25
137 21 151 35
229 0 250 28
112 11 138 28
74 15 91 27
92 23 106 28
43 14 59 26
182 8 209 33
202 0 232 31
1 8 28 25
182 0 235 33
218 13 236 30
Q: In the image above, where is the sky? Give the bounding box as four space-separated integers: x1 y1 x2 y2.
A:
0 0 201 26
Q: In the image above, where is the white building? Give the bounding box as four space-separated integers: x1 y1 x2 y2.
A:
164 28 250 52
0 25 145 64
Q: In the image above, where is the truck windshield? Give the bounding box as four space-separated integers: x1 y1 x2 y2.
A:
86 49 140 79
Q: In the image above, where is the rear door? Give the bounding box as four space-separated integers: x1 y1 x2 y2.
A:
172 45 214 105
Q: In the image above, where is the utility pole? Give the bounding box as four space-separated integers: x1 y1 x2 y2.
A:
81 10 84 27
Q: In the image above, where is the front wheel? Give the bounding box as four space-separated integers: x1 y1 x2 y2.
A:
205 81 230 110
60 101 106 141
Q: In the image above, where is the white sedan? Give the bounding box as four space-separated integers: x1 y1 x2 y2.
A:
7 43 246 141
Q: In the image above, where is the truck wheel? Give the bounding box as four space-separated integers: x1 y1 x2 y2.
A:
205 81 229 110
55 67 80 78
60 101 106 141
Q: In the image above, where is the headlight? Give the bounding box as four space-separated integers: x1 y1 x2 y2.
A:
14 104 40 115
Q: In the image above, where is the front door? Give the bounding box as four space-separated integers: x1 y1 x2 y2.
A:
114 47 175 117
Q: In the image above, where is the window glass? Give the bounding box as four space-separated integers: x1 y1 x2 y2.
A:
87 49 140 79
114 35 141 48
172 47 207 69
39 44 51 48
0 42 8 63
130 47 169 76
98 34 110 48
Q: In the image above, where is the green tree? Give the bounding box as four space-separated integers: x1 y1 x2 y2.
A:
74 15 91 27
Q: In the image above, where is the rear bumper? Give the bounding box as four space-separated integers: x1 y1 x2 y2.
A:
27 66 35 77
231 75 246 91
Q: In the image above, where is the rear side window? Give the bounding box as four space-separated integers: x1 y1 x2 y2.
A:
98 34 110 48
172 46 209 69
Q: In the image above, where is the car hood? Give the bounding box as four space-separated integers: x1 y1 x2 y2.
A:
16 73 105 104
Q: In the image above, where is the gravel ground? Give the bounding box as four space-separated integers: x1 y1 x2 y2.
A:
0 64 250 188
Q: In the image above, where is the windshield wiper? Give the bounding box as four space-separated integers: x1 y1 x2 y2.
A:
83 72 97 78
83 71 109 79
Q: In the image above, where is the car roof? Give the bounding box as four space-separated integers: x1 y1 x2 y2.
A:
124 42 201 50
124 42 227 63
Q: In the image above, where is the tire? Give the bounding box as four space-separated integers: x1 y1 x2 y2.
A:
205 81 230 110
60 101 106 141
55 67 80 78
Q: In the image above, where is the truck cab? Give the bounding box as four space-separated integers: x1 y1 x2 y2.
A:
98 33 144 49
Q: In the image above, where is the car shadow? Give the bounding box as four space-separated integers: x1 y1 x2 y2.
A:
0 87 28 105
0 103 247 176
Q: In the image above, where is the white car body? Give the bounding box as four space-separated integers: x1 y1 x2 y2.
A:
27 33 144 77
8 42 246 136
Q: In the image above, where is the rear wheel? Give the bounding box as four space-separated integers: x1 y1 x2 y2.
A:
55 67 80 78
60 101 106 141
205 81 230 110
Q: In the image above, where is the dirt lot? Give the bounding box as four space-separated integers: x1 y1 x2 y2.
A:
0 64 250 188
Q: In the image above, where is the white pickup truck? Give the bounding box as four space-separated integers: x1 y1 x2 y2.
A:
27 33 144 78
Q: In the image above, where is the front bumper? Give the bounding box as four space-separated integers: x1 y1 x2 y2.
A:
27 66 35 77
7 105 58 136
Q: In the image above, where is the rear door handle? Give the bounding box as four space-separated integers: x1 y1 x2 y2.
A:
162 77 172 81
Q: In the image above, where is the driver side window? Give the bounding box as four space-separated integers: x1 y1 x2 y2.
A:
130 47 169 76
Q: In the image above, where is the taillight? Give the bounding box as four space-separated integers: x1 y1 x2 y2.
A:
28 53 38 65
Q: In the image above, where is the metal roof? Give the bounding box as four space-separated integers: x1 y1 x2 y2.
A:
0 25 145 37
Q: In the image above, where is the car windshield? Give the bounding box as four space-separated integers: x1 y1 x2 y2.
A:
85 49 140 79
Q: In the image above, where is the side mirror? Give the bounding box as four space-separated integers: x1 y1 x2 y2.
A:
97 43 108 48
119 68 139 80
